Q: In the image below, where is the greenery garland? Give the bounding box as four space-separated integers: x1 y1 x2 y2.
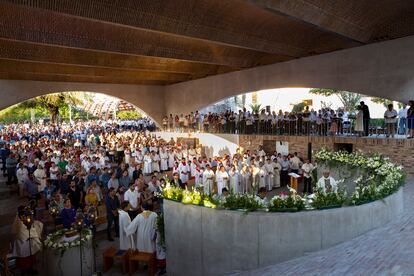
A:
44 228 92 256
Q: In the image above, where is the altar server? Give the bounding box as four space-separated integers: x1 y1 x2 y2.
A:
264 158 275 191
178 158 189 186
240 165 251 194
126 203 158 253
151 151 160 173
167 149 175 169
215 165 229 196
118 201 134 250
202 164 215 195
229 165 241 193
159 148 169 172
195 166 204 188
143 152 152 175
258 162 267 189
273 159 281 188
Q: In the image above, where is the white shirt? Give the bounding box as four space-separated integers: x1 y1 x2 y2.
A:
384 109 398 123
124 189 140 210
301 163 314 178
399 108 408 118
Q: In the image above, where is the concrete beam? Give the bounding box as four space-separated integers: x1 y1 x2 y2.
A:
164 35 414 115
0 80 165 124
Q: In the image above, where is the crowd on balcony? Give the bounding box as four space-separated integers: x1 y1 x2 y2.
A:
162 100 414 138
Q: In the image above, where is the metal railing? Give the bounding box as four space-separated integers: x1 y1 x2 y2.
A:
160 118 413 138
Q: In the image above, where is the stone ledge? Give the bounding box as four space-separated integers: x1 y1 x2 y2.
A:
164 187 404 276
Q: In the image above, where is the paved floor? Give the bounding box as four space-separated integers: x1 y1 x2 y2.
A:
235 179 414 276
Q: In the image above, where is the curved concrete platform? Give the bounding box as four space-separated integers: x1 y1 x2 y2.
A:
164 188 403 276
235 181 414 276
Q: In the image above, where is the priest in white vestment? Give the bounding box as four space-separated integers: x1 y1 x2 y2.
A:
316 170 338 193
118 201 134 250
126 203 158 253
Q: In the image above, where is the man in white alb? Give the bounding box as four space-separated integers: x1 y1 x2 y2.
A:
316 170 337 193
202 164 215 195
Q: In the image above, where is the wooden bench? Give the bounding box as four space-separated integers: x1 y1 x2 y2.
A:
128 251 156 276
103 246 130 274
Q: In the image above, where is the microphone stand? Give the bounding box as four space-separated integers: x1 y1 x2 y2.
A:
87 206 97 273
75 208 85 276
23 206 34 275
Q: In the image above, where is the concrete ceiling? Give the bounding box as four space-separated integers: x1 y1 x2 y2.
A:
0 0 414 85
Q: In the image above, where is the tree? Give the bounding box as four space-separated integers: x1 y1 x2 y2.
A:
249 103 264 114
309 88 362 112
370 97 393 108
116 110 142 119
233 95 247 110
21 92 83 123
292 102 305 113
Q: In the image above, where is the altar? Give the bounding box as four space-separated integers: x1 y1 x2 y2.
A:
43 229 94 276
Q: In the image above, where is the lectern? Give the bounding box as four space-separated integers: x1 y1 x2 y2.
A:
288 172 301 191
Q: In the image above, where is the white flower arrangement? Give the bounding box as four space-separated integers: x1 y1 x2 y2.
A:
44 228 93 251
315 148 405 205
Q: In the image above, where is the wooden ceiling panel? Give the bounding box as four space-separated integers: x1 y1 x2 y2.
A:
0 39 236 76
0 0 413 85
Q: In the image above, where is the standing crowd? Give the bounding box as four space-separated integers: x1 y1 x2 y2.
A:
163 100 414 138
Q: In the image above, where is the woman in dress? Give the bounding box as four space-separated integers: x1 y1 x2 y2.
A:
354 105 364 136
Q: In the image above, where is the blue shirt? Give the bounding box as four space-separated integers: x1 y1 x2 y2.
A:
100 173 111 187
105 195 120 217
60 207 76 229
24 179 38 196
44 185 56 200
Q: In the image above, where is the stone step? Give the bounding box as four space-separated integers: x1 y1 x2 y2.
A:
0 185 18 200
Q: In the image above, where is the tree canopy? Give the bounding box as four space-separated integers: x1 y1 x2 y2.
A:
309 88 362 112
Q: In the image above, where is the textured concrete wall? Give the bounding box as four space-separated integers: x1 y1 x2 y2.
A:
164 188 403 276
0 79 165 123
164 35 414 116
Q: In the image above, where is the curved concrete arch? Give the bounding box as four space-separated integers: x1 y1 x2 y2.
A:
164 35 414 115
0 80 165 124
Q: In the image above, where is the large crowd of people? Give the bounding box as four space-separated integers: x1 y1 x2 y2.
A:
162 100 414 138
1 118 325 274
3 99 414 274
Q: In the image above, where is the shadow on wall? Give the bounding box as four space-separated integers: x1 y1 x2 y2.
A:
218 147 231 157
154 132 239 158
